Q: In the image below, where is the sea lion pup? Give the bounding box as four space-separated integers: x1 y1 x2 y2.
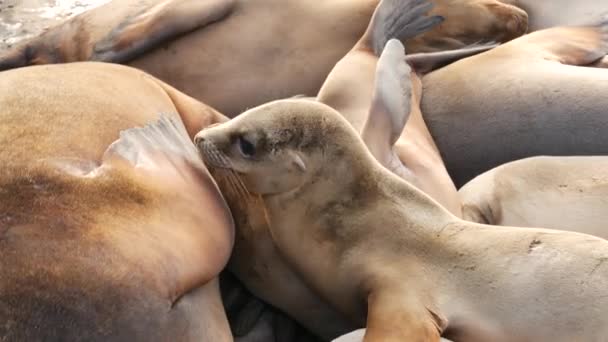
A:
421 16 608 187
459 156 608 238
0 0 527 116
195 84 608 342
0 61 235 341
202 0 457 339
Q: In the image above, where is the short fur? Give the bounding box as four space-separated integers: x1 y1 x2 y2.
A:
0 0 527 116
196 99 608 342
460 156 608 239
0 62 233 341
421 17 608 186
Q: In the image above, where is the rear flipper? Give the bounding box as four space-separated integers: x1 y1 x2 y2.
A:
0 0 235 71
514 13 608 65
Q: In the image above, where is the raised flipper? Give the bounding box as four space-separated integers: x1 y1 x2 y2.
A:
316 0 442 132
513 14 608 65
102 114 234 305
361 39 414 178
0 0 235 70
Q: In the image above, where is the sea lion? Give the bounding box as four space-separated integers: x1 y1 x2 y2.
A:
194 85 608 342
500 0 607 31
200 0 463 339
316 0 462 216
459 156 608 239
0 0 527 116
0 61 235 341
421 16 608 187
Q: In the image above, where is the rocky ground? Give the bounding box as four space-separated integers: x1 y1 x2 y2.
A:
0 0 109 50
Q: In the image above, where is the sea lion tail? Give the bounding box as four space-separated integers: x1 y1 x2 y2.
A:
104 114 202 169
369 0 444 56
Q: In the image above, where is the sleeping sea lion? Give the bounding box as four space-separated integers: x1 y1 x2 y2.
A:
0 0 527 116
459 156 608 239
421 16 608 186
0 61 234 341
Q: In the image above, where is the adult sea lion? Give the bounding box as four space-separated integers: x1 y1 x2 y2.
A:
0 61 235 341
421 16 608 186
0 0 528 116
459 156 608 239
194 81 608 342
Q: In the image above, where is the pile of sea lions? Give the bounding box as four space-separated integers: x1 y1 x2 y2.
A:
1 0 607 341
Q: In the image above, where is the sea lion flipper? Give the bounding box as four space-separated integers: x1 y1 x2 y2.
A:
103 114 201 168
92 0 236 63
0 0 235 70
363 39 412 153
519 14 608 65
404 42 499 74
368 0 444 55
316 0 440 130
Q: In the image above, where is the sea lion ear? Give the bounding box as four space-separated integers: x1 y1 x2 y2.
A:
362 39 412 163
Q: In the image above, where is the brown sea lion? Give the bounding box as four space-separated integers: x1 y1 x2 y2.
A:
196 0 467 339
195 85 608 342
0 0 527 116
0 61 234 341
421 16 608 187
459 156 608 239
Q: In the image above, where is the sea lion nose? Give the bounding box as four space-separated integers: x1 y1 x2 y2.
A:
194 132 206 147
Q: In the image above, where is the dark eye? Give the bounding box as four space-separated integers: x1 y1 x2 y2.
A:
237 136 256 158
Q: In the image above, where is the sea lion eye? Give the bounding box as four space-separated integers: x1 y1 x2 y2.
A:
237 136 256 158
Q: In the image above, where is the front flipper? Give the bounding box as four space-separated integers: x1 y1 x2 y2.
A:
0 0 235 70
92 0 235 63
361 39 413 179
516 14 608 65
104 114 235 305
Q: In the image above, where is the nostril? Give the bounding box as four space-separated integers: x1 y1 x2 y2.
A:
194 134 205 146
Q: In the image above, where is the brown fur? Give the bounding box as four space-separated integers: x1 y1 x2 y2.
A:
421 18 608 186
0 0 527 116
196 99 608 342
0 62 233 341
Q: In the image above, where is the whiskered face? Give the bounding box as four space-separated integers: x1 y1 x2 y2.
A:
194 100 327 196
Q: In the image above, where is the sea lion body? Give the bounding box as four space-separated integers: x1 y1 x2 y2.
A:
421 19 608 186
196 99 608 342
459 156 608 238
207 1 462 338
501 0 604 31
0 62 234 341
0 0 527 116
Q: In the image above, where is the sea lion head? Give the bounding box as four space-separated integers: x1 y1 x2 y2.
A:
194 99 363 196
